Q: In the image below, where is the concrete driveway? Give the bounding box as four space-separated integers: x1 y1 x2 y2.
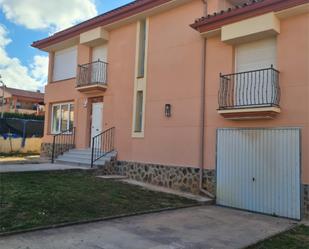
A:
0 163 89 173
0 206 295 249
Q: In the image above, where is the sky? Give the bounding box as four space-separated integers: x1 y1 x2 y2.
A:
0 0 132 92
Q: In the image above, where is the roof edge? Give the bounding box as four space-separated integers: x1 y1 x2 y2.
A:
32 0 173 50
190 0 309 33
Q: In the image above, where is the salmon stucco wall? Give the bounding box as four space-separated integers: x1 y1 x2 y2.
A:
104 0 205 167
43 44 94 149
41 1 308 185
203 13 309 184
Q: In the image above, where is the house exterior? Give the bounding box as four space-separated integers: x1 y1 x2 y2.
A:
0 86 44 115
32 0 309 220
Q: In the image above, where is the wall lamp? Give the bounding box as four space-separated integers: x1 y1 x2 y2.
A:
165 104 172 117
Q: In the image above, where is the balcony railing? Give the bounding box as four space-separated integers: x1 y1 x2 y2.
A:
219 66 280 110
77 60 108 87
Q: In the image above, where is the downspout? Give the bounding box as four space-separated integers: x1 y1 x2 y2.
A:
199 0 215 199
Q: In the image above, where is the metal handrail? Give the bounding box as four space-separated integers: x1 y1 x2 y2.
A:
218 66 280 110
221 66 280 77
77 60 108 87
51 127 76 163
91 127 115 168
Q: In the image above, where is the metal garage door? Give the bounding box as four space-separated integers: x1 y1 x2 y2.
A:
216 128 301 220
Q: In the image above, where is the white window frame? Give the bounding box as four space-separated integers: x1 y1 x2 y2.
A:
132 18 149 138
51 102 74 134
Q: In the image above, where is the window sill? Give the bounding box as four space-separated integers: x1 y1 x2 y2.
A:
132 131 144 138
50 77 76 84
48 132 73 135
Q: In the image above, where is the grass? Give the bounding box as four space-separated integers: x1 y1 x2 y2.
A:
247 225 309 249
0 171 197 233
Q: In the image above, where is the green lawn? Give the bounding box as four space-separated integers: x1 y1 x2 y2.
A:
0 171 197 233
247 225 309 249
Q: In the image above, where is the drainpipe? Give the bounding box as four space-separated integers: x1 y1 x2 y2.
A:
199 0 215 199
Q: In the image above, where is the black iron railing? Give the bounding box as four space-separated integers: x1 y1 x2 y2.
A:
219 66 280 110
77 60 108 87
51 127 76 163
91 127 115 168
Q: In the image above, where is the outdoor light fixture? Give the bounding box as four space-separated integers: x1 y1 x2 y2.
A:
165 104 172 117
83 99 88 108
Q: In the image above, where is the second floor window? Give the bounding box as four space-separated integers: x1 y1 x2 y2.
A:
53 46 77 82
137 19 147 78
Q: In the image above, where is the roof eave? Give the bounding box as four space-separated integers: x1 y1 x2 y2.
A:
31 0 174 50
190 0 309 33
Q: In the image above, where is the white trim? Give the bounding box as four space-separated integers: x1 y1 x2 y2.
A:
132 18 149 138
51 102 74 134
218 107 281 114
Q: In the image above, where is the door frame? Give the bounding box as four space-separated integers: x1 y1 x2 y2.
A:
215 127 302 220
91 102 103 140
88 97 104 147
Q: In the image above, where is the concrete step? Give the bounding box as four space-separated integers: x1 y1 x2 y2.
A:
56 149 117 167
56 151 117 168
59 152 116 162
58 153 91 160
57 155 91 162
57 156 108 164
55 159 92 167
56 158 108 167
67 150 92 156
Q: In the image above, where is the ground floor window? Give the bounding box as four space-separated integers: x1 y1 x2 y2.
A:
51 102 74 134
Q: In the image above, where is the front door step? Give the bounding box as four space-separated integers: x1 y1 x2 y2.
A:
55 149 117 168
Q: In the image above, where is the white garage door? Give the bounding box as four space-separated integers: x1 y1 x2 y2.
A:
216 128 301 220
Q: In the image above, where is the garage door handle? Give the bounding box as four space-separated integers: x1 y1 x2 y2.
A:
252 177 255 182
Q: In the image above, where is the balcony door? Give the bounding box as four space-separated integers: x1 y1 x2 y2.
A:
91 44 108 84
235 38 277 107
92 44 107 62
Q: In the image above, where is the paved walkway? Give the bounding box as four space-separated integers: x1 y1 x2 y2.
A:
0 163 90 173
0 206 295 249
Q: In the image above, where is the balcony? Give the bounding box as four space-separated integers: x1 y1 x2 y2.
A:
76 60 108 93
218 66 281 120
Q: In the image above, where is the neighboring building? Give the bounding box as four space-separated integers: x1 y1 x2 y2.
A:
32 0 309 220
0 86 45 115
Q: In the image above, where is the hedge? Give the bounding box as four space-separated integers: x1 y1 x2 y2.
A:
1 112 44 120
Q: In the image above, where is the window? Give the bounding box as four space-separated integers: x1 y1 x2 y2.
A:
134 91 144 132
137 19 147 78
235 38 277 72
53 46 77 82
132 19 148 137
234 38 277 106
51 103 74 134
